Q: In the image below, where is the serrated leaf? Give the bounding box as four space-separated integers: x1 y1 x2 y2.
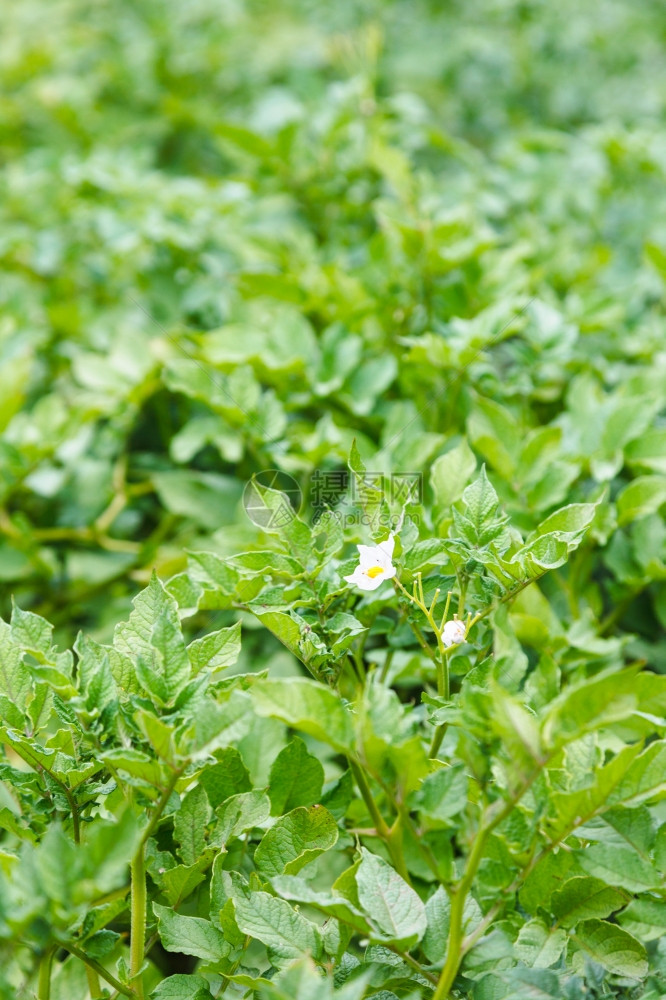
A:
187 622 241 674
572 919 647 978
0 621 31 710
254 805 338 876
198 748 252 808
115 573 189 702
267 737 324 816
233 891 322 965
174 785 211 866
252 678 353 752
413 765 468 823
10 602 53 655
153 904 230 964
550 876 627 928
431 438 477 510
355 847 427 948
150 974 215 1000
617 475 666 525
514 918 567 968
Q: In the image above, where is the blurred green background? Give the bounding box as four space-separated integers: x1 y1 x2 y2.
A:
2 0 666 655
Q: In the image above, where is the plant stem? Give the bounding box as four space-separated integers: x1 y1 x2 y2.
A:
431 770 542 999
59 940 137 998
37 945 55 1000
129 766 183 998
379 648 394 683
429 722 447 759
129 853 146 999
85 964 102 999
349 759 411 883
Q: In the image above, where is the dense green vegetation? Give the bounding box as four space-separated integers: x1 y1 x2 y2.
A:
1 1 666 998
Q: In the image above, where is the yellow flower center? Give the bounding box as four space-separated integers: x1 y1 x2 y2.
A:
366 565 384 579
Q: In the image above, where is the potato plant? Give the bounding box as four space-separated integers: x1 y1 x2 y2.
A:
1 454 666 999
2 0 666 998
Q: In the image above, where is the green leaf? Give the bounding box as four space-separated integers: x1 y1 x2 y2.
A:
198 748 252 808
575 843 660 893
544 742 642 842
617 897 666 942
257 958 372 1000
430 438 477 510
626 428 666 474
254 805 338 877
115 573 190 703
468 397 520 479
155 851 217 908
187 622 241 674
212 790 271 845
355 847 427 948
413 765 468 823
183 690 254 760
10 602 53 655
541 666 641 749
453 465 507 547
269 875 370 935
267 737 324 816
251 678 353 752
100 748 165 789
550 876 628 928
0 622 31 711
150 975 215 1000
617 475 666 526
533 502 597 540
174 785 211 866
572 919 647 978
153 470 243 530
153 904 231 964
232 891 322 965
136 708 176 762
514 918 567 968
473 967 564 999
253 612 303 661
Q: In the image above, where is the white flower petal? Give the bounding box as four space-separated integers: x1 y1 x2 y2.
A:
345 535 397 591
378 533 395 560
442 619 466 647
345 568 386 591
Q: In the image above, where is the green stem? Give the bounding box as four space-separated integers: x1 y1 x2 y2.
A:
58 940 137 998
130 853 146 999
130 766 183 998
432 825 491 999
85 964 102 999
432 770 542 999
379 648 394 684
349 760 390 839
429 722 447 759
37 945 56 1000
349 759 411 884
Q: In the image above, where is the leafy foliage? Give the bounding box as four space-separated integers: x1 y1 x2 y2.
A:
1 0 666 998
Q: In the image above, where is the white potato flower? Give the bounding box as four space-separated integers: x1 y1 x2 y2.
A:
344 533 396 591
442 618 467 647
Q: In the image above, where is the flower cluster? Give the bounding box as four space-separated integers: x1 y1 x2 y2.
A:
344 533 468 647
